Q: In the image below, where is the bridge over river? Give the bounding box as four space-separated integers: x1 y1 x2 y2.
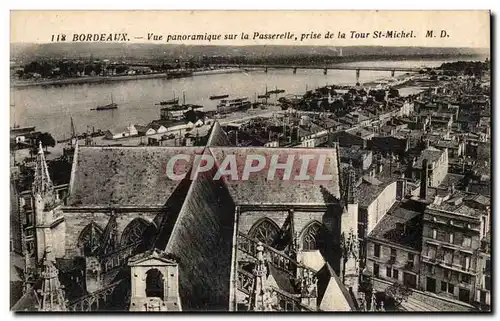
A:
213 64 423 83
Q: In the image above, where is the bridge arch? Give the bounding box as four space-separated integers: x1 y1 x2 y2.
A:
248 218 280 246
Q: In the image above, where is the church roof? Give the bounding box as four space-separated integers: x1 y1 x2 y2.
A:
162 157 237 311
68 145 341 207
206 120 231 147
316 263 357 311
67 146 204 207
208 147 341 205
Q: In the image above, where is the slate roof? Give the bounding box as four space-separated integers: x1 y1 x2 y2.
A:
206 121 231 147
67 146 204 207
208 147 341 205
162 159 236 311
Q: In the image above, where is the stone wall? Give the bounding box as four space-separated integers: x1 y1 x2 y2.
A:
62 210 158 257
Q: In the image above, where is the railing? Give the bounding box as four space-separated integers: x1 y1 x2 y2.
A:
67 281 122 311
271 286 315 312
100 241 143 273
237 268 255 295
237 232 317 279
236 270 315 312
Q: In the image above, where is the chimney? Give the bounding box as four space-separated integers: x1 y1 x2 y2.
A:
420 159 429 199
376 154 383 174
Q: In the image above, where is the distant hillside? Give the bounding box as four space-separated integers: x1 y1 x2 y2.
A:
10 43 489 63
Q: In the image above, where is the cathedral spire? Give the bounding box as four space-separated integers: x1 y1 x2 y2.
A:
33 141 54 197
344 160 358 205
39 247 66 311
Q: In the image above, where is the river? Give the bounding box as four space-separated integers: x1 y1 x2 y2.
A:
11 59 455 140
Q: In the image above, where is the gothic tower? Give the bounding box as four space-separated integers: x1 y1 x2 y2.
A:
33 142 61 265
340 161 359 291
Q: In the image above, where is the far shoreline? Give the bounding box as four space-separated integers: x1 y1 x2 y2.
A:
11 68 245 88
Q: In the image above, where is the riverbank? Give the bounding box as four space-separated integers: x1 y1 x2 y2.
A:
11 68 244 88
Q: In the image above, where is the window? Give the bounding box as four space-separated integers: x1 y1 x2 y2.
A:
432 229 437 239
77 222 103 256
302 222 322 251
393 269 399 280
426 277 436 293
248 219 280 246
462 236 472 247
427 245 437 259
386 267 392 278
448 283 454 294
444 270 449 279
374 244 380 258
480 291 487 304
427 264 434 274
121 218 151 246
403 272 417 289
374 263 379 277
462 274 470 284
464 256 471 271
441 281 447 292
444 250 453 265
408 253 415 263
25 212 33 226
485 276 491 291
390 248 397 261
449 233 454 244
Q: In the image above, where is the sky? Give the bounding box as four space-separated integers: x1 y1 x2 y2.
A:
10 10 490 48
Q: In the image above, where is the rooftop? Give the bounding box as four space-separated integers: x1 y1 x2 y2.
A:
368 201 422 250
414 147 445 169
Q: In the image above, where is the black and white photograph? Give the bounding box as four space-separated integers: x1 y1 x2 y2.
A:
9 10 491 312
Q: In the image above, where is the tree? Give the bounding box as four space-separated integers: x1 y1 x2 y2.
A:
388 88 400 99
340 228 358 283
384 281 412 307
38 132 56 152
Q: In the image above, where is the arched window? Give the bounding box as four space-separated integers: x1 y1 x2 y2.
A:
301 221 322 251
145 269 165 298
121 218 151 246
77 222 103 256
249 218 280 246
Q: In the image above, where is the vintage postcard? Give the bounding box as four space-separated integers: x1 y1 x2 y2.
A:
9 10 491 312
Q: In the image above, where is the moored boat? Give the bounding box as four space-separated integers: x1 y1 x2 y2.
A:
156 98 179 105
209 94 229 100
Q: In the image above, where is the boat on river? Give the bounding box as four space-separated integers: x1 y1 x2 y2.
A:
156 97 179 105
92 94 118 110
209 94 229 100
267 88 285 94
